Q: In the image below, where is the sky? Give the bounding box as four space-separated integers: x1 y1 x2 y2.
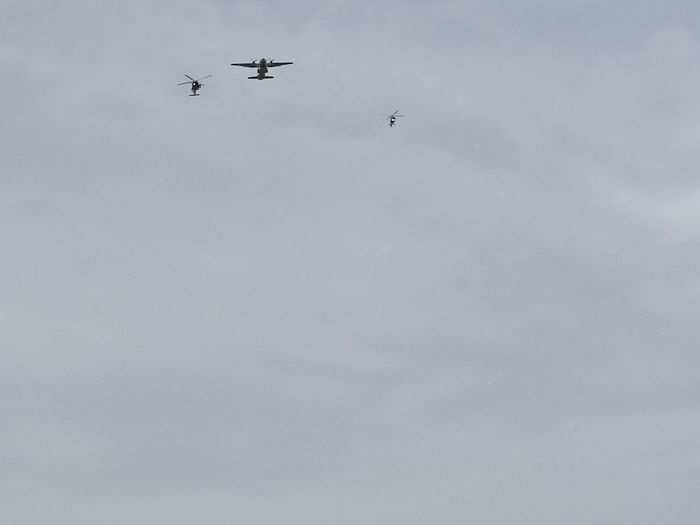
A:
1 1 699 523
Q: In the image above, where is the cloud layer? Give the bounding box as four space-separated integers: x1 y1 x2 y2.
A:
2 1 699 523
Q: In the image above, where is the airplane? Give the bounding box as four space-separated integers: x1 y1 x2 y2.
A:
177 74 212 96
387 110 404 127
230 58 294 80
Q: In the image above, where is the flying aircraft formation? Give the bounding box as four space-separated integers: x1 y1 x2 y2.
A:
177 57 403 127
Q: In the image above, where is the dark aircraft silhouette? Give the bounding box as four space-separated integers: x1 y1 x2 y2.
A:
230 58 294 80
387 110 404 127
177 74 212 96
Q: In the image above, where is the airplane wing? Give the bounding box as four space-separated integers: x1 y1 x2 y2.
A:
230 62 257 68
268 61 293 67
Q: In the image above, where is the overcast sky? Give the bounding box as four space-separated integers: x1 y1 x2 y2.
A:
2 1 699 523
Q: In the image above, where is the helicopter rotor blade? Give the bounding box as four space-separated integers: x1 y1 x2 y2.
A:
184 74 195 81
197 75 213 81
177 81 192 85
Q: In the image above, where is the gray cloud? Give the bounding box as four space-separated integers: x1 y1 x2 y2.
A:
2 1 699 523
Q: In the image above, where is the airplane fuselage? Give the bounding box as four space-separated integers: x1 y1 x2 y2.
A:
251 58 273 80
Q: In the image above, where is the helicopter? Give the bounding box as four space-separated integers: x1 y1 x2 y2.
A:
230 58 294 80
177 74 212 96
387 110 404 127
